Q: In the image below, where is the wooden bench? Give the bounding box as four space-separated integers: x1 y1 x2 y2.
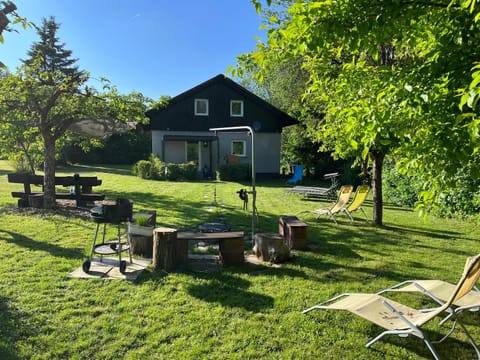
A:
7 172 105 207
177 231 245 267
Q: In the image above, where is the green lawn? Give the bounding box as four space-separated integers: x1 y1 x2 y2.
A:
0 160 479 359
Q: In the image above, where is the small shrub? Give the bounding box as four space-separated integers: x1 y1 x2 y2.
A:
216 164 251 181
133 160 152 179
164 162 198 181
164 163 182 181
179 162 198 181
133 156 166 180
150 156 166 180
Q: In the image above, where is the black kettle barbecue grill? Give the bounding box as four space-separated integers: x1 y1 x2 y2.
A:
82 198 133 274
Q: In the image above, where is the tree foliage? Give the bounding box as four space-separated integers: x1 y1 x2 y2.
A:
0 17 149 208
23 16 82 81
237 0 480 224
0 1 30 44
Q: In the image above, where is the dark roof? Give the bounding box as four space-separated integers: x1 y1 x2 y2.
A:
145 74 298 132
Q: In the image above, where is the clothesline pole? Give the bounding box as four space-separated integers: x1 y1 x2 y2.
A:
210 126 256 245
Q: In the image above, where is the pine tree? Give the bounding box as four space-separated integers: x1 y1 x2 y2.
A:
22 16 84 84
19 16 87 208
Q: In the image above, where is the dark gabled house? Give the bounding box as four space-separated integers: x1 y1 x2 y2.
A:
145 74 298 178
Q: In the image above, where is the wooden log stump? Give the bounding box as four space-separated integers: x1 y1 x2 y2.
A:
152 227 178 271
253 233 291 263
219 237 244 267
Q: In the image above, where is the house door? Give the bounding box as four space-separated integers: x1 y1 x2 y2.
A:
186 140 212 179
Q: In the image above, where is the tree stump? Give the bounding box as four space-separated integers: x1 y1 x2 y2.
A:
152 227 178 271
253 233 291 263
219 237 244 266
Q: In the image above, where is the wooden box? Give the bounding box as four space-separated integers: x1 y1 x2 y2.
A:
279 215 307 250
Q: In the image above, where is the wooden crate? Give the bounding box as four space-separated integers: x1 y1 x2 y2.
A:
279 215 307 250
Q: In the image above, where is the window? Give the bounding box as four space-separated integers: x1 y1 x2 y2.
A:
230 100 244 117
194 99 209 116
186 141 199 164
231 140 246 157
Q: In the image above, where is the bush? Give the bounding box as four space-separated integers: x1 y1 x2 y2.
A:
382 155 480 217
165 162 197 181
62 128 151 165
133 157 198 181
216 164 251 181
337 161 362 187
382 158 421 208
435 160 480 218
179 162 198 181
133 160 153 179
150 156 165 180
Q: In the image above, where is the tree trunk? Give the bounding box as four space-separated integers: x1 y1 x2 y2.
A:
370 149 385 226
152 227 178 272
43 134 56 209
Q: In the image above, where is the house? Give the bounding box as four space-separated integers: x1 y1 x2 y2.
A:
145 74 298 178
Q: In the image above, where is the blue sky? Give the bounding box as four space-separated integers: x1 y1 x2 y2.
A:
2 0 265 100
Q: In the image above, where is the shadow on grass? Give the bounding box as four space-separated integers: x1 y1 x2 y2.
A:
57 163 133 176
291 219 469 284
0 230 84 259
0 296 29 360
366 324 479 360
0 169 13 177
383 224 464 240
100 189 255 232
185 271 274 312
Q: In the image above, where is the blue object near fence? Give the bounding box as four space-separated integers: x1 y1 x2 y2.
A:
287 165 304 185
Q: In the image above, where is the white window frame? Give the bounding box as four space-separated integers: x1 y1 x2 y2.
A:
231 140 246 157
230 100 244 117
194 99 209 116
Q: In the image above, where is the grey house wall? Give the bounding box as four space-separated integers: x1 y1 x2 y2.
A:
152 130 281 176
215 131 250 165
152 130 218 172
146 75 298 178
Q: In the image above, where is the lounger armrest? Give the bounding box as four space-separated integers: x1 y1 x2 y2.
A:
324 172 339 179
378 281 445 307
301 293 352 314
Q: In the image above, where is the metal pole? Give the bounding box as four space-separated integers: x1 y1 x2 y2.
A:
209 126 256 245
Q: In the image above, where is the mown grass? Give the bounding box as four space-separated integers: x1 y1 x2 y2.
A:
0 160 479 359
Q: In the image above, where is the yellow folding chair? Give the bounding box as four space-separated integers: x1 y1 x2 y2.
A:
343 185 370 223
296 185 354 224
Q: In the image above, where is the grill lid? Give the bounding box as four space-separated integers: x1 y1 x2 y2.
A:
90 198 133 223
